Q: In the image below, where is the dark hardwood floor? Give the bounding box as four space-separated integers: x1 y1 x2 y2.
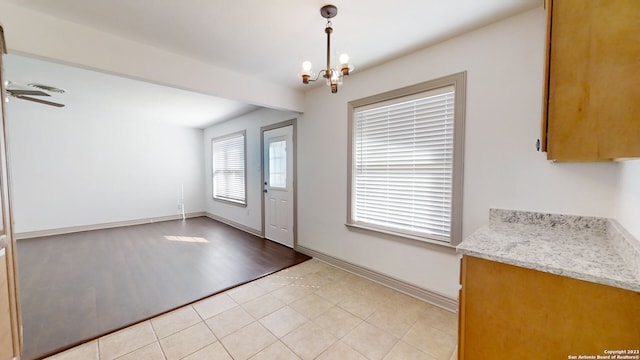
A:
16 217 310 360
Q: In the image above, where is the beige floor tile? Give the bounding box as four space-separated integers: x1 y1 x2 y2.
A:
359 282 399 303
278 259 326 278
372 290 430 319
248 341 301 360
313 306 362 339
338 293 380 319
385 299 430 324
314 282 356 305
182 342 233 360
270 284 314 304
403 319 456 360
227 282 268 304
271 269 304 282
342 321 398 360
282 321 337 360
242 293 286 319
205 305 255 339
367 306 417 338
159 322 216 360
151 306 202 339
99 321 157 360
193 293 238 320
46 341 98 360
259 306 308 338
290 293 333 319
292 272 332 288
449 347 458 360
114 342 165 360
253 274 295 292
380 289 427 309
314 265 349 282
316 341 367 360
422 305 458 337
221 322 277 360
384 341 437 360
337 273 373 293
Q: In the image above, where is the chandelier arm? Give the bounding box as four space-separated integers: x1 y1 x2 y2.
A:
306 70 327 83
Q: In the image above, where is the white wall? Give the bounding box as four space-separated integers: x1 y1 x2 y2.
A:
203 108 298 233
7 98 205 234
298 6 622 299
615 160 640 240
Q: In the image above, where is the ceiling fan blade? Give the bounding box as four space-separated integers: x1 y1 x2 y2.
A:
15 95 65 108
7 89 51 97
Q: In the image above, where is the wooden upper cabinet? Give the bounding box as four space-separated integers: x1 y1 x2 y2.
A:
542 0 640 161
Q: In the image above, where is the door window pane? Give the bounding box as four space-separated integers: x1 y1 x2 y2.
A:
269 140 287 188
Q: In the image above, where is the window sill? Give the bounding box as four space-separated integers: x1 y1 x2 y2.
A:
345 223 458 251
212 197 247 208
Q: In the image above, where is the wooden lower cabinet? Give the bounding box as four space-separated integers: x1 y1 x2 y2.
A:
458 256 640 359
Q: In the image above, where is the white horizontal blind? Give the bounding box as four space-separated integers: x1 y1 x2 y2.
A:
212 132 246 205
353 86 455 242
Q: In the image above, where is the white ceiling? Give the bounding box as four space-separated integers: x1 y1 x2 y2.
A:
5 54 261 128
4 0 540 128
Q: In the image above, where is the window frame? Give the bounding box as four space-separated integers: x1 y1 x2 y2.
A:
211 130 247 207
346 72 466 247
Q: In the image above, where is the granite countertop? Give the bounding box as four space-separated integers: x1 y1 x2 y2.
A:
457 209 640 293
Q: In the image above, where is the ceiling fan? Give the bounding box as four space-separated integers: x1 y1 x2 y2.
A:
5 81 66 107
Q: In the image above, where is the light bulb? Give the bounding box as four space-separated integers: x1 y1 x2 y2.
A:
340 53 351 76
302 61 312 72
301 61 313 84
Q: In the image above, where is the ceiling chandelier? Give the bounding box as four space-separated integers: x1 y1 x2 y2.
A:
301 5 353 93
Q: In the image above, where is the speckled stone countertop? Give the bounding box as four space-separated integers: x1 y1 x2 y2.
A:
457 209 640 293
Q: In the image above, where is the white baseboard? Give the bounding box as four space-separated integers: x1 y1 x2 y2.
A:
296 245 458 313
204 212 263 237
15 212 206 240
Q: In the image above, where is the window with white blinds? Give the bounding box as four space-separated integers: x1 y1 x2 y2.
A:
348 72 465 245
212 131 246 206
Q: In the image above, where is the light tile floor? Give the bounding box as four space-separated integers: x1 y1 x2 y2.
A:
45 259 458 360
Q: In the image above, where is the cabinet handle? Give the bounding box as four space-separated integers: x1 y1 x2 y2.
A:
536 139 541 152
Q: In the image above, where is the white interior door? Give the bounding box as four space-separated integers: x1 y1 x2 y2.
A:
263 125 294 248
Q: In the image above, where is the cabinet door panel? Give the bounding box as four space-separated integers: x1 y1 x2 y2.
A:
546 0 640 161
459 256 640 359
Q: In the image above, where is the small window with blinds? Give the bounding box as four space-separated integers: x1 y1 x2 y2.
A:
347 72 466 246
212 131 247 206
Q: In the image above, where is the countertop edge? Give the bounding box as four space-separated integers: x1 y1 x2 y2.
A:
607 219 640 282
457 248 640 293
458 209 640 294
